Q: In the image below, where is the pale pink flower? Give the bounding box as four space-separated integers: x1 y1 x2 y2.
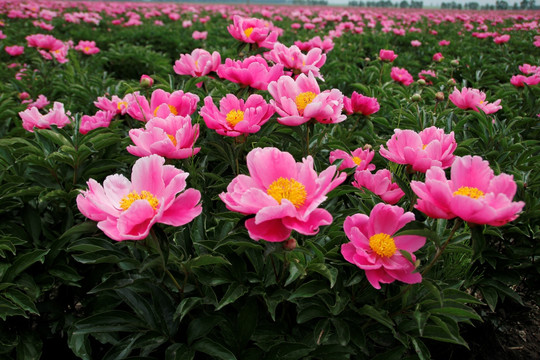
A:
126 89 199 122
75 40 100 55
329 148 375 171
127 114 200 159
432 52 444 62
182 20 192 28
94 94 130 115
519 64 539 75
379 49 398 62
342 203 425 289
294 36 334 53
391 67 414 86
19 102 71 132
448 87 502 114
33 21 54 31
411 155 525 226
79 110 114 134
219 147 346 242
217 56 283 91
5 45 24 56
199 94 274 137
268 72 346 126
379 127 457 173
264 42 326 79
227 15 278 49
494 34 510 44
411 40 422 47
343 92 380 116
77 155 202 241
192 31 207 40
24 94 50 109
174 49 221 78
352 169 405 205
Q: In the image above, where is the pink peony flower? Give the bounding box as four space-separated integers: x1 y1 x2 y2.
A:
227 15 279 49
19 102 71 132
75 40 100 55
510 74 540 87
192 30 207 40
294 36 334 53
5 45 24 56
343 91 380 116
329 148 375 171
411 40 422 47
379 49 398 62
174 48 221 78
219 147 346 242
23 94 50 109
433 52 444 62
448 87 502 114
341 203 425 289
77 155 202 241
199 94 274 137
519 64 539 75
391 67 414 86
264 42 326 79
353 169 405 205
140 74 154 87
79 110 114 134
268 72 346 126
126 89 199 122
26 33 63 51
439 40 450 46
379 127 457 173
418 70 437 85
217 56 283 91
94 94 130 115
127 114 200 159
494 34 510 44
411 155 525 226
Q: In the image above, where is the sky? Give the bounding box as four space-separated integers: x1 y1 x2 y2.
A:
326 0 517 5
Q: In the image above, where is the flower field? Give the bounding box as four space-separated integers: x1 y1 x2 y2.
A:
0 0 539 358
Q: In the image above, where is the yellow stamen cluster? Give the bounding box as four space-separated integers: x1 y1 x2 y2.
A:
422 144 428 150
352 156 362 166
117 101 128 111
84 46 90 53
295 91 317 113
119 191 159 211
369 233 397 258
154 104 178 117
453 186 485 199
167 134 177 146
244 27 254 37
226 110 245 127
267 177 307 208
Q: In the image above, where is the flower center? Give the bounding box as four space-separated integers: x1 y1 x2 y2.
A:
295 91 317 113
267 177 307 208
117 101 128 111
226 109 244 127
422 144 427 150
154 104 178 117
119 190 159 211
352 156 362 166
84 46 90 52
369 233 397 258
453 186 485 199
167 134 177 146
244 27 254 37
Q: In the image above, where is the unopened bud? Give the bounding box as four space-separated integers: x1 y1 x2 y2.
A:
417 79 427 86
363 144 372 150
364 57 370 62
140 74 154 88
435 91 445 102
450 59 460 66
283 237 297 251
411 93 422 102
447 78 456 86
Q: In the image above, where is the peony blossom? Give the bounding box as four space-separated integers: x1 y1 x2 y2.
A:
519 64 539 75
390 67 414 86
126 89 199 122
77 155 202 241
75 40 100 55
127 114 200 159
379 49 398 62
352 169 405 205
140 74 154 87
411 40 422 47
418 70 437 85
268 72 346 126
329 148 375 171
342 203 425 289
79 110 114 134
439 40 450 46
494 34 510 44
294 36 334 53
432 52 444 62
379 127 456 173
5 45 24 56
448 87 502 114
227 15 279 49
199 94 274 137
411 155 525 226
343 91 380 116
510 74 540 87
219 147 346 242
94 94 131 116
26 33 63 51
216 56 283 91
174 48 221 78
19 102 71 132
23 94 50 109
264 42 326 79
192 31 207 40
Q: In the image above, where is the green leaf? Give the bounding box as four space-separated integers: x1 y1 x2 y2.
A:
355 305 395 333
422 316 469 348
288 280 329 301
72 311 146 335
16 331 42 360
307 263 338 288
2 249 49 282
413 308 429 336
192 338 237 360
187 315 224 345
3 288 38 315
215 283 248 310
165 344 195 360
174 297 202 322
185 254 231 268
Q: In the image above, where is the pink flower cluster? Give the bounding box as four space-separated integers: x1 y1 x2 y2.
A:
510 63 540 87
449 87 502 114
19 102 71 132
217 56 283 91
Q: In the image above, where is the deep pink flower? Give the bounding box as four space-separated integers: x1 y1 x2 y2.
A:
77 155 202 241
126 89 199 122
411 155 525 226
219 147 346 242
379 127 457 173
5 45 24 56
343 91 380 116
390 67 414 86
19 102 71 132
519 64 539 75
418 70 437 85
26 34 63 51
199 94 274 137
227 15 278 49
329 148 375 171
268 73 345 126
379 49 398 62
353 169 405 205
75 40 100 55
174 49 221 78
432 52 444 62
217 56 283 91
510 74 540 87
494 34 510 44
264 43 326 79
294 36 334 53
439 40 450 46
448 87 502 114
80 110 114 134
342 203 425 289
140 74 154 87
127 114 200 159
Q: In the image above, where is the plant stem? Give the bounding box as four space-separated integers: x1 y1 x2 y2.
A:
151 229 184 294
421 218 463 276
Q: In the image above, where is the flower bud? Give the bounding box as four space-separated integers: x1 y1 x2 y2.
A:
283 237 297 251
411 93 422 102
363 144 372 151
435 91 445 102
450 59 460 66
140 74 154 88
447 78 456 86
417 79 427 86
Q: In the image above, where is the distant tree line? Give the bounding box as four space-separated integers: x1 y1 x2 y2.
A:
347 0 423 7
292 0 328 4
345 0 537 9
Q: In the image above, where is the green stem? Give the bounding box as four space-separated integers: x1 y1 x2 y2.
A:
151 229 183 294
421 218 463 277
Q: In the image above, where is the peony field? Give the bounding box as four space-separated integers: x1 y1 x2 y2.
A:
0 0 539 358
